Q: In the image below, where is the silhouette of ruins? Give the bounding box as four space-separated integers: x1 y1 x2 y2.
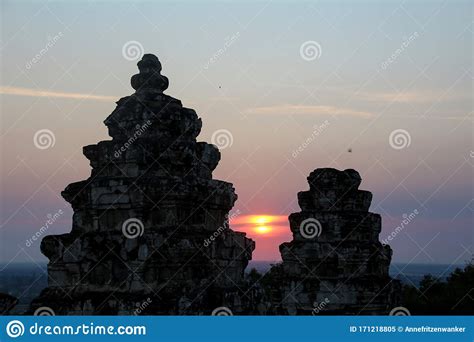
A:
263 168 399 314
24 54 398 315
30 54 254 314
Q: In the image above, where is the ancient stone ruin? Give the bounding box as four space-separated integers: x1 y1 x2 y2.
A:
30 54 255 315
28 55 398 316
263 168 399 314
0 293 18 315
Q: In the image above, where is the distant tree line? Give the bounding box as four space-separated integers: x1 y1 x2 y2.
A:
244 261 474 315
402 262 473 315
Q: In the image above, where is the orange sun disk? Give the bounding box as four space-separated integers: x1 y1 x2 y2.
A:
255 225 271 234
231 214 288 236
250 216 275 235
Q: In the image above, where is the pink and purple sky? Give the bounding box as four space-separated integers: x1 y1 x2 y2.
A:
0 0 472 264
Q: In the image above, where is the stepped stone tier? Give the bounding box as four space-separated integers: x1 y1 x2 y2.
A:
264 168 399 315
30 54 255 315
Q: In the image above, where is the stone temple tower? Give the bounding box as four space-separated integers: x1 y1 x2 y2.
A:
30 54 254 315
264 168 399 315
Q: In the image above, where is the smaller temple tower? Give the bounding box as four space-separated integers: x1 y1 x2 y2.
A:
265 168 399 314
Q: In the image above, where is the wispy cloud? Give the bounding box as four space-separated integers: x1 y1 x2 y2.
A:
245 104 373 118
358 90 468 104
0 86 117 102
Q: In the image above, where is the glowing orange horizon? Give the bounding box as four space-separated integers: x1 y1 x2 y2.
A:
232 214 287 225
231 214 288 236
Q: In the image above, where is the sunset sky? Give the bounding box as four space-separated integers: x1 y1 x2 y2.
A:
0 0 472 265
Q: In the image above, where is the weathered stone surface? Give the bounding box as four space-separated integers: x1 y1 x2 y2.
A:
0 293 18 315
30 54 254 315
263 168 399 315
28 56 398 316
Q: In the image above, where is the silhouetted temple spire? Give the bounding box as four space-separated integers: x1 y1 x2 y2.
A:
263 168 400 315
30 53 254 315
131 54 169 94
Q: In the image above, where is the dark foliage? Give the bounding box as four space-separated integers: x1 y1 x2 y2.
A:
402 262 474 315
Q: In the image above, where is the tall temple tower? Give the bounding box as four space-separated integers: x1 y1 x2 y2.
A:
30 54 254 315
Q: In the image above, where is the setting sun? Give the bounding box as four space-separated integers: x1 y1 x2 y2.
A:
231 214 288 236
250 215 272 225
251 216 275 234
255 225 271 234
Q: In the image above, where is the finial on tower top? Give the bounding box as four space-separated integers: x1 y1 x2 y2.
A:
131 53 169 94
